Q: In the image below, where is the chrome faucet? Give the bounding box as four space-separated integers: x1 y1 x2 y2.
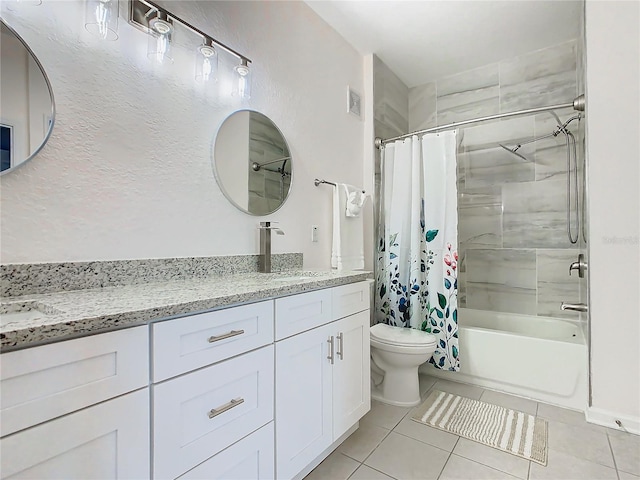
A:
258 221 285 273
569 254 588 278
561 302 588 313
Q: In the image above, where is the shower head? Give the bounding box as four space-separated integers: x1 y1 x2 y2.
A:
498 143 531 162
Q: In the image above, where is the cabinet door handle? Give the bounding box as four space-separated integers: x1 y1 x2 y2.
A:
327 336 334 364
337 332 344 360
208 397 244 419
208 329 244 343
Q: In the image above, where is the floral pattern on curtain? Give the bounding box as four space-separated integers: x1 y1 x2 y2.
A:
375 132 460 371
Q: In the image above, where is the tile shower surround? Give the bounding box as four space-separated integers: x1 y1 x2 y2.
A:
374 40 585 320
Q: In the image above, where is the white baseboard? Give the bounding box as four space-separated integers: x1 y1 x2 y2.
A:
586 407 640 435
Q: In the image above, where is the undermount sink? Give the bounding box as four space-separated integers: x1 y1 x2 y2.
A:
0 301 62 326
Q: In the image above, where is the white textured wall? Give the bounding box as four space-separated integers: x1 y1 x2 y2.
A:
0 1 365 267
586 1 640 422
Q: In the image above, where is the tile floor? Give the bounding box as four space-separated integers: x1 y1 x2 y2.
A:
305 375 640 480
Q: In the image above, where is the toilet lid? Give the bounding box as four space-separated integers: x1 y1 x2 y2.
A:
370 323 437 347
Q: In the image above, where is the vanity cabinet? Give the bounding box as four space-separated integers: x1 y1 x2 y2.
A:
0 279 370 480
0 327 150 479
275 283 370 480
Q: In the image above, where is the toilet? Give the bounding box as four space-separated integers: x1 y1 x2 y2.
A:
370 323 437 407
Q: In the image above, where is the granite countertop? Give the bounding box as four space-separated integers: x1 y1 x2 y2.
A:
0 270 371 352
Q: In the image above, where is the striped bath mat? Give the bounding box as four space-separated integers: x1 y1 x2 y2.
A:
412 390 548 465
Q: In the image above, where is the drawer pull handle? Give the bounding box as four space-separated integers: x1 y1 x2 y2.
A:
208 329 244 343
208 397 245 419
327 336 334 364
337 332 344 360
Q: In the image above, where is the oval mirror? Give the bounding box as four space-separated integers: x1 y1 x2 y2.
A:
213 110 292 216
0 19 55 175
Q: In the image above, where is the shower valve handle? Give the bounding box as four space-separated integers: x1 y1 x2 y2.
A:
569 254 588 278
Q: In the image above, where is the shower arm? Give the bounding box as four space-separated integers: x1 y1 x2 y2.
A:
510 114 582 152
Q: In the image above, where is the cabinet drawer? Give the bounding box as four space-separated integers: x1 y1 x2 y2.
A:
1 388 150 480
275 289 332 340
178 422 274 480
0 326 148 437
153 345 274 479
332 281 370 320
152 301 273 382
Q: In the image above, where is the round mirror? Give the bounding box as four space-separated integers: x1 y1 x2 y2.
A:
213 110 292 215
0 19 55 175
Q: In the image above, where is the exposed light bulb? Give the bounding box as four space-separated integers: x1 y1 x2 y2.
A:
195 40 217 83
232 60 251 99
147 14 173 64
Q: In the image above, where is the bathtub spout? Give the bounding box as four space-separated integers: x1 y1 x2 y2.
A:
561 302 588 313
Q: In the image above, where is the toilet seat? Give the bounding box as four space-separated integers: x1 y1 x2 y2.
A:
370 323 437 348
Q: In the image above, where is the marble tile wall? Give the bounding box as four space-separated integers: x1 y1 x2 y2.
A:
406 40 583 320
247 113 291 215
436 64 500 126
374 55 409 142
576 4 589 337
373 55 410 250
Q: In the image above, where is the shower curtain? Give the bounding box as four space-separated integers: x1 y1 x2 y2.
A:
375 132 460 371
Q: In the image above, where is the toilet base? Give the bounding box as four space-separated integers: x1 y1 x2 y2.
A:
370 367 422 407
371 390 421 408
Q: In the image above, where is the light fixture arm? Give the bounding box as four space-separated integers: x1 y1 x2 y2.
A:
128 0 251 65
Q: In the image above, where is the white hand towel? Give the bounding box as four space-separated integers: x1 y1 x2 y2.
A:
332 183 365 270
343 184 368 217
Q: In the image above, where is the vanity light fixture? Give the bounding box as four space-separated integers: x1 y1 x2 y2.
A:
128 0 251 93
232 59 251 99
147 11 173 64
84 0 118 41
195 38 217 83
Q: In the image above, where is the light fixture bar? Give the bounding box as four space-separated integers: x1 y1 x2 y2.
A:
128 0 251 65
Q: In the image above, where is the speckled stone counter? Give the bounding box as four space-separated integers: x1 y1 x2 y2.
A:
0 270 371 352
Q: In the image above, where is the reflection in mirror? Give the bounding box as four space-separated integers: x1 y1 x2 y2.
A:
0 19 55 174
214 110 292 216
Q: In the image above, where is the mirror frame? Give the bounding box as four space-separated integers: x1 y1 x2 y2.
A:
212 109 292 216
0 18 56 176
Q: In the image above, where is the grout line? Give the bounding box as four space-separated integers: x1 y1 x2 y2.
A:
358 426 393 466
364 464 400 480
436 439 461 480
391 430 457 456
606 434 621 480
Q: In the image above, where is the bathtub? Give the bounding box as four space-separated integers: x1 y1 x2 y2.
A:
420 308 588 411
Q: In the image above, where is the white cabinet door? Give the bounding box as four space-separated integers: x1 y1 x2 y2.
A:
178 422 274 480
332 311 370 439
0 389 150 480
275 323 333 480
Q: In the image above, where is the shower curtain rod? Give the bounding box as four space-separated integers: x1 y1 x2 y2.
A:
374 95 585 148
